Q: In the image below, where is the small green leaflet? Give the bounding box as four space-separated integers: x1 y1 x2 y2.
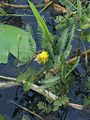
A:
27 0 53 46
87 77 90 89
42 76 60 89
0 24 36 63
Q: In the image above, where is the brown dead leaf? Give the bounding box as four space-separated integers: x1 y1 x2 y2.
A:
44 0 50 4
53 3 68 13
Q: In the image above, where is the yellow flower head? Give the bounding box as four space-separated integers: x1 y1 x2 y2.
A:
35 51 49 64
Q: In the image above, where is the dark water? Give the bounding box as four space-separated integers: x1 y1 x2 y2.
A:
0 0 90 120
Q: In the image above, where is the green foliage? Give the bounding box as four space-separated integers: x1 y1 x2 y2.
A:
65 57 80 79
0 24 36 63
56 0 90 42
17 68 36 91
84 96 90 106
41 26 79 97
28 0 54 55
87 77 90 89
59 0 77 11
37 102 52 113
42 76 60 88
0 0 87 116
22 115 30 120
55 28 68 54
0 8 7 15
16 1 80 113
0 114 6 120
27 0 53 44
77 0 82 18
53 95 69 111
84 77 90 106
22 115 27 120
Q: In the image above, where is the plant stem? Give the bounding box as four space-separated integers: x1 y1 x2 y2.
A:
0 2 45 9
0 48 90 109
0 75 84 110
11 101 44 120
0 13 33 16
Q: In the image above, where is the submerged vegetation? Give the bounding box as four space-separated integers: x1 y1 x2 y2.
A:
0 0 90 120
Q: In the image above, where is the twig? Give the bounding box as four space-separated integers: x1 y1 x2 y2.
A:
0 1 52 16
0 49 89 110
66 48 90 64
40 1 53 13
0 2 45 9
0 1 68 14
0 75 84 110
0 13 33 17
50 49 90 73
11 100 44 120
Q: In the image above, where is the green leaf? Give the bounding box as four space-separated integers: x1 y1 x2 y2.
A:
84 96 90 106
17 72 29 83
57 29 68 52
81 30 90 41
81 23 90 29
87 35 90 42
77 0 82 18
37 102 51 113
22 115 27 120
87 77 90 89
42 76 60 88
23 81 32 91
0 115 6 120
65 57 80 78
64 25 75 59
59 0 76 11
53 95 69 111
0 24 36 64
0 8 7 14
27 0 53 47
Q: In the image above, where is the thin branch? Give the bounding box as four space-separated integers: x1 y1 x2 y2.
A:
11 101 44 120
0 49 89 110
50 49 90 73
66 48 90 64
0 2 45 9
0 75 84 110
0 13 33 17
0 1 68 14
40 1 53 13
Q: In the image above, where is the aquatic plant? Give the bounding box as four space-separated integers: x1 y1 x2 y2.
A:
16 0 79 114
0 0 90 119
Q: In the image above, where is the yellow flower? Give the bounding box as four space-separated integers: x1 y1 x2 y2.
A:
35 51 49 64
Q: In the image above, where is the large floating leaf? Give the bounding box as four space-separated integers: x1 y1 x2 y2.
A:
0 24 36 64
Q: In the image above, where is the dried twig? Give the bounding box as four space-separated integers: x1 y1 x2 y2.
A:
50 49 90 73
0 49 89 110
67 48 90 64
11 101 44 120
0 2 45 9
0 75 84 110
0 1 68 13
